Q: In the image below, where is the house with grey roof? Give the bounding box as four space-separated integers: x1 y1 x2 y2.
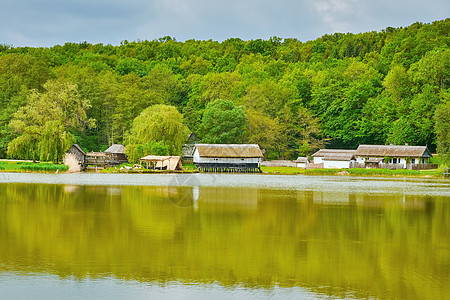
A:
354 144 433 169
312 149 356 169
105 144 128 165
193 144 263 172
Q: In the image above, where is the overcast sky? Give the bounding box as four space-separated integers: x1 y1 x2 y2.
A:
1 0 449 47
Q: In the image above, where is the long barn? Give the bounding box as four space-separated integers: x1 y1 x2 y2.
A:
193 144 263 173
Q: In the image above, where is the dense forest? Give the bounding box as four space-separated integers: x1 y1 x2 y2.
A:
0 19 449 162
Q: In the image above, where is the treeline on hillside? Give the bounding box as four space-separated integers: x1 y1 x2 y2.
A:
0 19 449 162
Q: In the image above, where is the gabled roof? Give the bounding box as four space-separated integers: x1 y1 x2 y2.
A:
312 149 356 157
69 144 85 155
366 157 384 163
355 145 432 158
140 155 180 161
139 155 183 171
105 144 125 154
295 157 309 163
322 152 356 161
195 144 263 158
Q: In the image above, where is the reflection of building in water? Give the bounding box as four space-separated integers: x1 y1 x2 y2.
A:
150 185 260 210
196 187 259 211
312 191 426 209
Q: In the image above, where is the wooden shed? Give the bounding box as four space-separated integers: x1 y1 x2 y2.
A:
139 155 183 171
193 144 263 173
63 144 86 172
85 152 106 169
105 144 128 166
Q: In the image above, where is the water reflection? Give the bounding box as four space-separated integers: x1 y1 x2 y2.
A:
0 183 449 299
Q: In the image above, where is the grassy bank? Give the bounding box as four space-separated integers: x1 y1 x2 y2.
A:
261 166 444 178
100 163 198 173
0 160 68 173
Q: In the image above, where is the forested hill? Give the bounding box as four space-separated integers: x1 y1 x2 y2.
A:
0 19 449 161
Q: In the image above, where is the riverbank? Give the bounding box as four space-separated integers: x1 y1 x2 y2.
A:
0 160 68 173
0 160 446 178
261 166 444 178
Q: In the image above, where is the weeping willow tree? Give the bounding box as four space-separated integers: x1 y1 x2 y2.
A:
126 104 189 159
7 79 92 163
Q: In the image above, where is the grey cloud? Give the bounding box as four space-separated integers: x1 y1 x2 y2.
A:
0 0 448 47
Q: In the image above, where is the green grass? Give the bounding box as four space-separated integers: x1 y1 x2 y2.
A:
0 160 68 173
261 165 443 178
100 162 198 173
260 166 304 174
346 168 441 177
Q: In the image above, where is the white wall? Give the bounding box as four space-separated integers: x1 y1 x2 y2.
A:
356 157 365 164
193 149 260 165
323 160 351 169
296 162 306 168
314 157 324 164
355 156 428 166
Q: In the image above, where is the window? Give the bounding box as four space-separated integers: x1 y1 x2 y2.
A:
411 158 415 164
393 158 397 164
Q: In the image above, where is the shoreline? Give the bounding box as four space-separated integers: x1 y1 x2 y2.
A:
0 168 445 179
1 172 449 197
0 160 446 179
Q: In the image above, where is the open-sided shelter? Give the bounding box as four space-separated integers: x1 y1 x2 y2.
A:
139 155 183 171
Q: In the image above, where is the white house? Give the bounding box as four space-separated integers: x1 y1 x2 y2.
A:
295 157 309 168
312 149 356 168
193 144 263 172
354 144 433 168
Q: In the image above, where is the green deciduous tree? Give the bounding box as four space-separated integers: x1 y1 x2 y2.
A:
434 95 450 162
200 99 246 144
7 79 92 162
125 141 169 164
127 104 189 155
245 109 283 152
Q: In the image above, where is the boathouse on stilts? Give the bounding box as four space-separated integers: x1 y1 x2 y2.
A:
193 144 263 173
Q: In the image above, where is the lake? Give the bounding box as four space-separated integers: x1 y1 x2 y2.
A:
0 173 449 299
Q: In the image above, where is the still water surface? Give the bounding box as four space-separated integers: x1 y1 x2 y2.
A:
0 173 449 299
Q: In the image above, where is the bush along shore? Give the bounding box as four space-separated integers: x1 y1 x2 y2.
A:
0 160 68 173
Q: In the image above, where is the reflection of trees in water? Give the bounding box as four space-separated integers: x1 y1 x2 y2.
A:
0 183 449 299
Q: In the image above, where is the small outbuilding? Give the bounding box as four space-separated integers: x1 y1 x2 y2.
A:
139 155 183 171
312 149 356 169
105 144 128 165
63 144 86 172
85 152 106 168
295 157 309 168
322 151 356 169
193 144 263 172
